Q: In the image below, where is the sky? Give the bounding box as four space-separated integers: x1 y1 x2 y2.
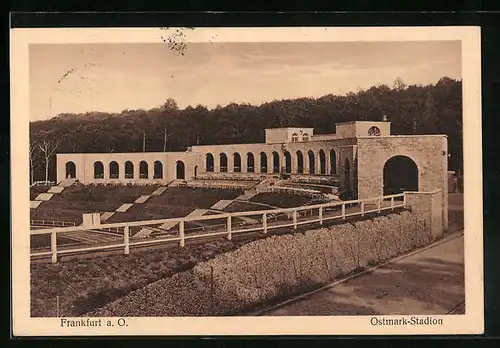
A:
29 41 461 121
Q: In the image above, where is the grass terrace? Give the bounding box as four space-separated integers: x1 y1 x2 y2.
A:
51 184 160 203
250 193 311 208
107 187 244 223
30 186 51 200
223 201 269 213
31 184 161 225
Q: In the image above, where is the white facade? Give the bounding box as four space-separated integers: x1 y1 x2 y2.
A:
265 128 314 144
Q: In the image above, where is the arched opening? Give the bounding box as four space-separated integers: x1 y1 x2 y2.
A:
368 126 381 136
125 161 134 179
194 165 198 178
65 161 76 179
206 153 214 172
247 153 255 173
233 153 242 172
176 160 185 179
308 150 315 174
291 133 299 142
154 161 163 179
272 151 280 173
260 152 268 173
383 156 419 195
284 151 292 173
319 150 326 175
302 133 309 141
139 161 148 179
109 161 119 179
344 159 351 191
220 153 228 172
330 149 337 174
296 151 304 174
94 161 104 179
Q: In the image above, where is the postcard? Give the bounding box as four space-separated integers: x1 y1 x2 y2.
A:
11 25 483 336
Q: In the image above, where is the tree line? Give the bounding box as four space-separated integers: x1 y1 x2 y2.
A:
29 77 463 183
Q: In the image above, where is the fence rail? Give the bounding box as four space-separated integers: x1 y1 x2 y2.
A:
30 193 406 263
30 181 55 188
30 220 77 227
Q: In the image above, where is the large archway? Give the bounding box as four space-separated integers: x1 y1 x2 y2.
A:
308 150 315 174
383 156 419 195
220 153 228 172
284 151 292 173
94 161 104 179
125 161 134 179
206 153 214 172
154 161 163 179
296 151 304 174
176 160 185 179
272 151 280 173
110 161 119 179
65 161 76 179
260 152 267 173
330 149 337 174
247 153 255 173
139 161 149 179
319 150 326 175
233 153 242 172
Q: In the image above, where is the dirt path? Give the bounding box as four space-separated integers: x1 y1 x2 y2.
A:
264 233 465 316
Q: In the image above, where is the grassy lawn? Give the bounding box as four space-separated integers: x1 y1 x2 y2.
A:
250 193 311 208
52 184 160 203
107 188 244 223
148 187 243 209
223 201 268 213
31 234 80 249
31 239 245 317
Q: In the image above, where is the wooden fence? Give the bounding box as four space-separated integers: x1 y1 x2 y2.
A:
30 193 406 263
30 220 77 227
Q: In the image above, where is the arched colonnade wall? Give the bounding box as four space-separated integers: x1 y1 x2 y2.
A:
56 152 203 185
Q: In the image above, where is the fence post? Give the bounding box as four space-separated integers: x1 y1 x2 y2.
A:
293 210 298 229
361 201 365 217
51 231 57 264
342 203 346 219
391 197 395 210
179 220 185 248
319 206 323 225
262 212 267 234
227 216 232 241
124 225 130 255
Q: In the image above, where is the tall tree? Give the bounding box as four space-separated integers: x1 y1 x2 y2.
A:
37 131 63 182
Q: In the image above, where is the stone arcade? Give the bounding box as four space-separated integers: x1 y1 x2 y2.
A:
57 120 448 226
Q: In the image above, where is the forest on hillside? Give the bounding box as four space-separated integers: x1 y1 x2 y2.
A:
29 77 463 183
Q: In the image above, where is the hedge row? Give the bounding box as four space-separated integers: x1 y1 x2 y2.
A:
88 211 431 317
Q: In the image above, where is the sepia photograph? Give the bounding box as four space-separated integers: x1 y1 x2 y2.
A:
11 26 483 336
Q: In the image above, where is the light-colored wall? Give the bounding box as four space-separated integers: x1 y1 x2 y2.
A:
56 152 203 184
335 123 357 139
335 121 391 139
190 138 356 175
356 121 391 137
405 190 444 239
265 128 314 144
